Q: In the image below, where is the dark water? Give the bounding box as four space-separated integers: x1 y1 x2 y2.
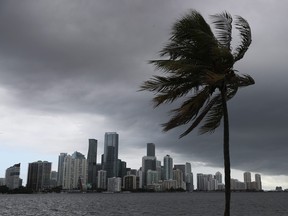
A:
0 192 287 216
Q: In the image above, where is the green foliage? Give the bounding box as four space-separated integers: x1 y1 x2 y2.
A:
140 10 254 137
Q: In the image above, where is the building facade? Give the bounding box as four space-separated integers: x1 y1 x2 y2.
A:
5 163 21 190
97 170 107 190
87 139 98 189
163 155 173 180
57 153 67 186
104 132 119 178
146 143 155 157
27 161 52 191
141 156 156 187
107 177 121 192
62 152 87 190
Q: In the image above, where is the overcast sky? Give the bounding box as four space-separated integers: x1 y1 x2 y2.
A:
0 0 287 190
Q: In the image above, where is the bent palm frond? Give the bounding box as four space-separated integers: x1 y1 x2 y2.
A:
211 11 233 50
233 16 252 62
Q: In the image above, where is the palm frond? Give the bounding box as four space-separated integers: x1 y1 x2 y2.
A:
179 93 221 138
160 10 218 65
233 16 252 62
199 94 223 134
211 11 233 50
162 86 211 131
229 74 255 88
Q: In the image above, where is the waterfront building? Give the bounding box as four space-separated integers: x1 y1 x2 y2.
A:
0 178 5 186
163 155 173 180
255 174 262 191
123 175 137 191
173 169 184 189
50 171 58 188
162 179 177 191
147 169 159 186
57 153 67 186
207 178 217 191
104 132 119 178
107 177 121 192
174 164 186 181
146 143 155 157
231 178 246 190
117 159 127 178
215 171 222 184
197 173 204 191
244 172 251 183
5 163 21 190
137 169 143 188
156 160 162 181
141 156 156 187
185 162 194 191
27 161 52 191
87 139 97 189
62 152 87 190
97 170 107 190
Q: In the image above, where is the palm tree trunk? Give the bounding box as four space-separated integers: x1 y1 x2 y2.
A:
221 89 231 216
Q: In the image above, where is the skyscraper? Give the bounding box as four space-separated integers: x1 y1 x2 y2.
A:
255 174 262 191
147 143 155 157
141 156 156 187
57 153 67 186
97 170 107 190
244 171 252 189
5 163 21 190
215 171 222 184
27 161 52 191
62 152 87 190
244 172 251 183
185 162 194 191
87 139 97 189
104 132 119 178
164 155 173 180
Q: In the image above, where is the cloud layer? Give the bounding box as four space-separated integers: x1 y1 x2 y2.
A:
0 1 287 187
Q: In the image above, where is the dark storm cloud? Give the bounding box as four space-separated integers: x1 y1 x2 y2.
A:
0 0 287 177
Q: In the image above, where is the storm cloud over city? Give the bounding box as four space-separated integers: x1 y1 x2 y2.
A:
0 0 287 189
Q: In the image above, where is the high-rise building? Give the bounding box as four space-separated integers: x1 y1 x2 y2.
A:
117 159 127 178
50 171 58 188
123 175 137 191
244 171 252 190
255 174 262 191
185 162 194 191
173 169 184 189
62 152 87 190
164 155 173 180
104 132 119 178
87 139 97 189
5 163 21 190
174 164 185 181
244 172 251 183
0 178 5 186
141 156 156 187
97 170 107 190
107 177 122 192
57 153 67 186
197 173 204 191
215 171 222 184
146 170 158 185
27 161 52 191
147 143 155 157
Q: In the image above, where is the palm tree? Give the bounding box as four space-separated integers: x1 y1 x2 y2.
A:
140 10 254 216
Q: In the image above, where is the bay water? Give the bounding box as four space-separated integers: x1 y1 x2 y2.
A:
0 192 287 216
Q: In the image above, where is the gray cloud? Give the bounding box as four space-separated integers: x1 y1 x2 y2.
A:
0 0 287 182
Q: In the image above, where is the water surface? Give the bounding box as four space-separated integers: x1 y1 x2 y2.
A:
0 192 287 216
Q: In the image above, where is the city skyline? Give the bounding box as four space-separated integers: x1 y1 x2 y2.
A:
0 1 288 191
0 136 272 191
